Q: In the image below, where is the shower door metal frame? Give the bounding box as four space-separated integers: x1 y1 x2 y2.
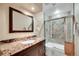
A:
44 16 74 40
44 15 75 55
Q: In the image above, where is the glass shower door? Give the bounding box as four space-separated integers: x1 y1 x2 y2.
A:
45 18 65 45
51 18 65 44
45 18 65 56
45 16 73 56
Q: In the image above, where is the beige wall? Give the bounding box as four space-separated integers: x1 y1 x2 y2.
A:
0 4 44 41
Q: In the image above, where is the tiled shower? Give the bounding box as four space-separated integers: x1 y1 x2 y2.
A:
44 3 74 56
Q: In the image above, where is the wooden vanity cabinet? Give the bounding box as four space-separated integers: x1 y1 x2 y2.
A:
12 40 45 56
65 42 74 56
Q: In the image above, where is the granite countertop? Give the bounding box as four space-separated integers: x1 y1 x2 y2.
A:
0 37 44 56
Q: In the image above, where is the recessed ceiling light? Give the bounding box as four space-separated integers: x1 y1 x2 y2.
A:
32 7 35 10
54 10 60 14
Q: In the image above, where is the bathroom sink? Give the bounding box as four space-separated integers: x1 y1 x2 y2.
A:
21 40 35 45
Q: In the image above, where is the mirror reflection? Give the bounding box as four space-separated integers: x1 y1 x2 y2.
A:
9 7 33 32
13 11 32 31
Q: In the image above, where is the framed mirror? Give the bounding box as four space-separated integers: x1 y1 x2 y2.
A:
9 7 34 33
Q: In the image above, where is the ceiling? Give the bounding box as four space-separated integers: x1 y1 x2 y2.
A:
1 3 73 15
44 3 73 15
12 3 42 14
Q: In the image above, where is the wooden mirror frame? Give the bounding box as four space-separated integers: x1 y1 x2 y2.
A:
9 7 34 33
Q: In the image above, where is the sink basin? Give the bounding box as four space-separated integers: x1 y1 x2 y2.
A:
21 40 35 44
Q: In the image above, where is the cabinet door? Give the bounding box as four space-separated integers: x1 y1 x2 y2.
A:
65 42 74 56
25 40 45 56
37 41 45 56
